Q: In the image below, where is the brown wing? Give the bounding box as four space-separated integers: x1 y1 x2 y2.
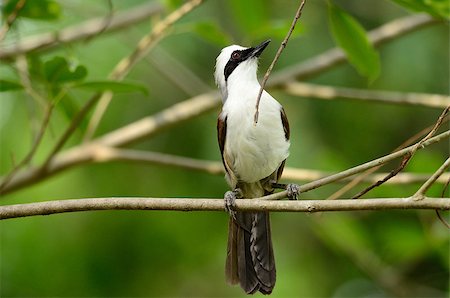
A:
280 107 290 140
217 114 228 172
277 108 290 181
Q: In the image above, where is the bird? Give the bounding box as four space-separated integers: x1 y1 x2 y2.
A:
214 39 299 295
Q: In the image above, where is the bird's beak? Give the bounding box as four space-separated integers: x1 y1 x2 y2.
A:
250 39 271 58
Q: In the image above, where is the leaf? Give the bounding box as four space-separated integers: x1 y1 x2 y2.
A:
0 80 23 92
229 0 268 33
328 2 381 82
43 57 87 84
193 22 232 46
390 0 449 19
2 0 61 20
73 81 149 95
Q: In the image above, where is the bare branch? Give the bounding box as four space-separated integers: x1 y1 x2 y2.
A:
283 82 450 108
352 106 450 199
254 0 307 124
0 197 448 220
260 131 450 201
84 0 205 141
414 157 450 199
0 2 164 60
89 147 450 185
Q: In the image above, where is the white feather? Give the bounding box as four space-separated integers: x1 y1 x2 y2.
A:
216 45 290 185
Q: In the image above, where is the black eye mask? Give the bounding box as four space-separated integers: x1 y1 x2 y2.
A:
223 47 255 81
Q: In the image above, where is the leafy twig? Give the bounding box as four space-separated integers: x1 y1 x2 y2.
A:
84 0 205 141
253 0 307 124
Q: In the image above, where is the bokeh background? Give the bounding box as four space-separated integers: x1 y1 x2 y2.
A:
1 0 449 297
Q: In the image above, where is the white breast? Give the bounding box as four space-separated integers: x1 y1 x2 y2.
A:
222 88 290 183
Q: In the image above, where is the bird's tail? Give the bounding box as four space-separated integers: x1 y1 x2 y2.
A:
225 183 276 295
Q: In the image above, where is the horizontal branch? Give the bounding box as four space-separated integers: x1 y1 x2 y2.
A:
89 147 450 184
283 82 450 108
0 2 164 60
1 197 448 220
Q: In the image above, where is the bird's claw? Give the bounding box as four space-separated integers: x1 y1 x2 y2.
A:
224 189 243 219
286 183 300 200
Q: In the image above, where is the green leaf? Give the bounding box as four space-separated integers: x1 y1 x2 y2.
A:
193 22 232 46
73 81 149 95
43 57 88 84
328 2 381 82
2 0 61 20
229 0 268 34
390 0 449 19
0 79 23 92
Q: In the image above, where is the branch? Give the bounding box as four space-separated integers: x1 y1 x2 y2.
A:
260 130 450 201
254 0 307 124
352 105 450 198
269 14 439 86
1 197 448 220
84 0 205 141
89 147 450 185
37 0 203 170
0 0 26 42
414 157 450 199
0 14 442 195
283 82 450 108
0 2 164 60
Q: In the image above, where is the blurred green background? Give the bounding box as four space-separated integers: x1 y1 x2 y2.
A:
0 0 449 297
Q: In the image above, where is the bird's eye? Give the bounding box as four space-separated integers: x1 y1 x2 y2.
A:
231 51 240 60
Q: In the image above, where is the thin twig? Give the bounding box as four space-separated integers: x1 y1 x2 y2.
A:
328 120 449 199
259 130 450 201
253 0 307 124
413 157 450 200
435 210 450 229
353 106 450 199
283 82 450 108
0 0 26 41
0 197 448 220
0 103 54 191
0 2 164 60
84 0 205 141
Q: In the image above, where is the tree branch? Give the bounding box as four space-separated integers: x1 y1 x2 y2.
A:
0 197 448 220
414 157 450 199
0 2 164 60
84 0 205 141
283 82 450 108
89 147 450 185
260 130 450 201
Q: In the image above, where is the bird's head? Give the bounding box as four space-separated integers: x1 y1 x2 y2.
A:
214 39 271 101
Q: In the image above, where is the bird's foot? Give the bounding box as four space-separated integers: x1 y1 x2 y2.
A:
286 183 300 200
271 182 300 200
224 188 243 219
